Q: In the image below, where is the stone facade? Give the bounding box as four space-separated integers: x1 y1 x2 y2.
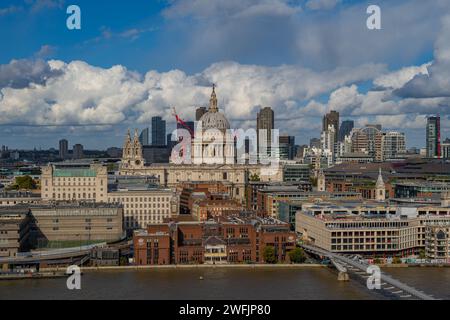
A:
41 163 108 203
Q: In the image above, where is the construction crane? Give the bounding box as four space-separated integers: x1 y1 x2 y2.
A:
171 107 194 138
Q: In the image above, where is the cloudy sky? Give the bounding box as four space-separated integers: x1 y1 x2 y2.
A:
0 0 449 150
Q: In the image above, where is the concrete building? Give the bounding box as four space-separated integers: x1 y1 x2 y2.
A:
59 139 69 160
350 126 384 162
256 186 362 218
107 185 178 231
257 107 274 155
72 144 84 160
0 207 32 257
0 191 41 206
29 203 123 247
282 164 310 182
296 202 450 259
383 131 406 160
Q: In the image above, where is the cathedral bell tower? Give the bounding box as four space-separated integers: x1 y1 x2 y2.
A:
121 129 145 170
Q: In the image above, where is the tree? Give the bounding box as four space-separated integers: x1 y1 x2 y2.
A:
250 173 260 182
289 248 306 264
9 176 36 190
392 256 402 264
263 246 277 264
419 249 426 260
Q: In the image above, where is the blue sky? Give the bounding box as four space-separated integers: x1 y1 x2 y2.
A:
0 0 449 149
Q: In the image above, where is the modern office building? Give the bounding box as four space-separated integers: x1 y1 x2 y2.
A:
323 111 339 144
257 107 274 153
278 135 296 160
142 145 170 164
426 115 441 158
152 116 166 146
59 139 69 160
296 202 450 259
282 164 311 182
339 120 354 142
139 128 150 146
350 125 384 161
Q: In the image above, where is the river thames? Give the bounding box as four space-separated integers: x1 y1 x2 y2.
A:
0 267 448 300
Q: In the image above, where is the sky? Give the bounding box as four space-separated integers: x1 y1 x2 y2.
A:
0 0 449 150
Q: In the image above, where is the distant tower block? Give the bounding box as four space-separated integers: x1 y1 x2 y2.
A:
317 170 326 192
376 168 386 202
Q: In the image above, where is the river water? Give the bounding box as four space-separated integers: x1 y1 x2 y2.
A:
0 267 448 300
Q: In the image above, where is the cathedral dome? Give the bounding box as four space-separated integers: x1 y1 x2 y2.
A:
198 85 230 132
199 111 230 131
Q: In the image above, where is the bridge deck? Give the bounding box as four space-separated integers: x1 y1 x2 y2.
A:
302 244 437 300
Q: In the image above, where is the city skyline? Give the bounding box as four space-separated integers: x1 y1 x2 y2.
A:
0 1 449 149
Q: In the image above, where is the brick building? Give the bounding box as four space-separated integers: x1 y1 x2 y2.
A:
133 212 297 265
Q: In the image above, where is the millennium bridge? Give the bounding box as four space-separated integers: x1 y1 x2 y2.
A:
301 244 438 300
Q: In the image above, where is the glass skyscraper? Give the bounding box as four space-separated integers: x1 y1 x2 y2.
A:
152 117 166 146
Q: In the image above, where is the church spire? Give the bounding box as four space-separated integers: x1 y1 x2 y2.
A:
376 168 384 188
209 84 218 113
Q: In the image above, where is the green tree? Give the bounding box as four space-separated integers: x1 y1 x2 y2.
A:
250 173 260 182
10 176 36 190
263 246 277 264
289 248 306 264
392 256 402 264
419 249 426 260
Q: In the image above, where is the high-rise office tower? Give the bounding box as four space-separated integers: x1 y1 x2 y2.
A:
196 107 207 121
257 107 274 153
339 120 354 142
427 115 441 158
73 144 84 160
152 117 166 146
139 128 149 146
383 131 406 160
279 135 296 160
59 139 68 160
323 111 340 143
